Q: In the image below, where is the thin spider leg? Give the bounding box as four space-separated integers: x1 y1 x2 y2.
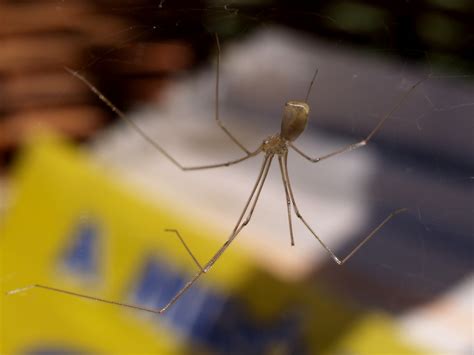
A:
164 229 204 271
304 68 319 102
231 155 274 238
183 148 261 171
65 67 259 171
278 155 295 246
291 77 428 163
7 284 163 315
159 154 273 313
214 34 251 155
282 153 340 263
282 153 406 265
8 156 273 314
336 207 407 264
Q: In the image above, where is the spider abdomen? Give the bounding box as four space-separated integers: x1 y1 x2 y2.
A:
280 100 310 141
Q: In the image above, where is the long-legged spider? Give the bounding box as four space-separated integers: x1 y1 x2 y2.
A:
8 35 425 314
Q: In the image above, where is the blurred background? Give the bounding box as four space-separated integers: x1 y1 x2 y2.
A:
1 0 473 354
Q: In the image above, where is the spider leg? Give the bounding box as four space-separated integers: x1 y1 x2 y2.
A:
282 152 406 265
65 67 259 171
160 154 273 313
164 229 204 271
183 148 261 171
7 284 164 315
213 33 251 155
8 155 274 314
304 67 319 102
291 77 428 163
278 155 295 246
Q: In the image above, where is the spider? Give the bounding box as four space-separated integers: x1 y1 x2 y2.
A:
8 35 425 314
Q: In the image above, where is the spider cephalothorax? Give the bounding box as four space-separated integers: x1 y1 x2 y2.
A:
262 134 288 155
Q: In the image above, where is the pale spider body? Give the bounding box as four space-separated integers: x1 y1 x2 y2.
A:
9 35 426 316
262 101 309 156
